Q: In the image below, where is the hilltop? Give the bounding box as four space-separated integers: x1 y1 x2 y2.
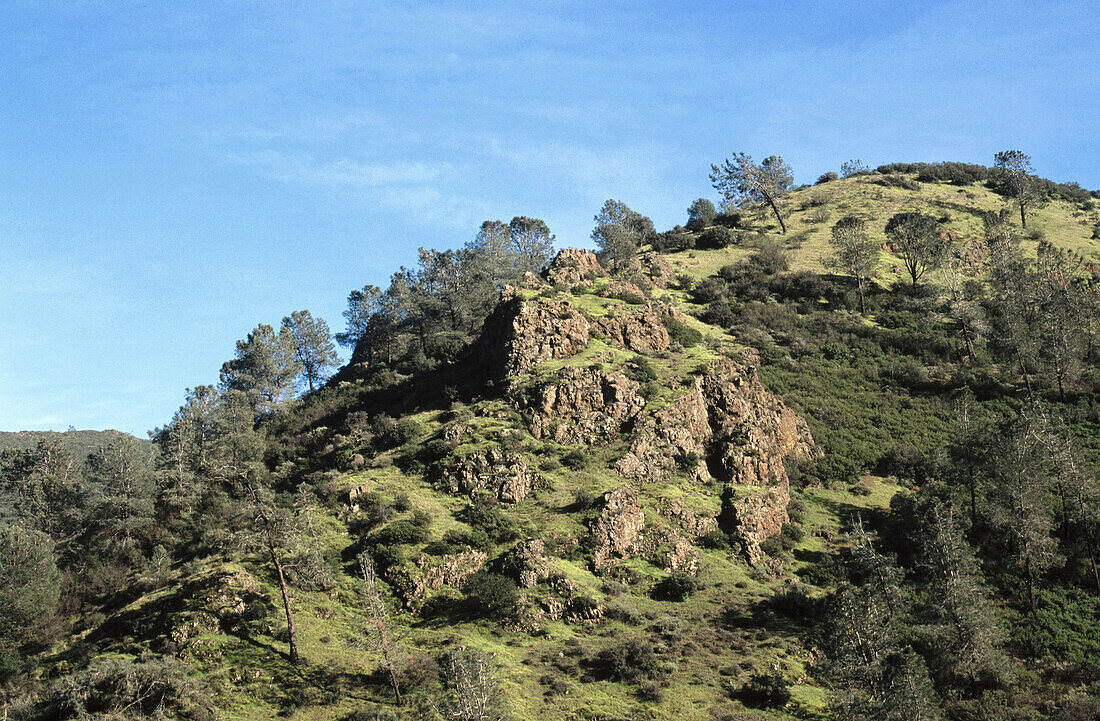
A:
3 161 1100 721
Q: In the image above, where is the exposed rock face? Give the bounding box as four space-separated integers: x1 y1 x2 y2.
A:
641 252 677 288
434 449 539 504
592 309 671 354
720 484 791 567
657 498 718 537
389 550 488 610
497 539 551 589
544 248 604 287
524 367 646 444
616 385 711 484
479 294 591 377
700 357 816 487
590 485 645 570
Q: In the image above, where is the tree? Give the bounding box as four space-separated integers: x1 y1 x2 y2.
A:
433 647 511 721
709 153 794 233
984 411 1061 613
591 199 654 272
915 501 1006 690
686 197 717 231
1034 241 1088 399
507 216 554 275
220 323 302 415
884 212 947 288
83 435 156 559
281 310 340 393
358 554 405 705
0 525 62 650
242 480 302 665
467 220 516 286
0 440 80 548
152 385 220 522
993 150 1043 228
826 215 880 315
840 159 869 178
984 212 1041 394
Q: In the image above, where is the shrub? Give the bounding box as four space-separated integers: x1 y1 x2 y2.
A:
815 171 838 185
697 226 738 249
463 571 521 619
592 638 661 682
686 197 718 231
652 571 700 601
661 315 702 348
714 211 742 228
562 449 587 470
624 356 658 383
378 418 421 449
738 672 792 708
876 444 926 482
370 518 431 547
40 656 205 719
458 496 521 543
674 450 701 472
750 239 789 275
809 206 832 224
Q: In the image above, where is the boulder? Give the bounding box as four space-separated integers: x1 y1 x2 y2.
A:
497 539 551 589
592 308 671 354
389 550 488 610
478 294 591 377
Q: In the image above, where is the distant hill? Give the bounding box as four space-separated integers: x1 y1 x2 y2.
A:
0 429 151 460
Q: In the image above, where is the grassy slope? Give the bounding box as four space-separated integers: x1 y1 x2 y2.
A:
666 173 1100 282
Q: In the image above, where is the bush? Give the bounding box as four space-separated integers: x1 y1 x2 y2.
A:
738 672 792 708
714 211 742 228
750 239 789 275
377 418 421 449
464 571 521 619
697 226 738 249
815 171 838 185
370 518 431 547
40 656 205 719
562 449 587 470
661 315 702 348
624 356 658 383
652 571 700 601
592 638 661 682
458 496 521 543
876 444 926 482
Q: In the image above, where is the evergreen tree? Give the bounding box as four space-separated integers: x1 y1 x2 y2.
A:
83 435 156 559
0 525 62 650
709 153 794 233
281 310 340 393
993 150 1044 228
219 323 302 415
507 216 554 275
591 199 654 272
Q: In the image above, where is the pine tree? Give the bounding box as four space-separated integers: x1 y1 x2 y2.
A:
281 310 340 393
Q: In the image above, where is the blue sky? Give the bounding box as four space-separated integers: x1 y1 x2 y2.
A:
1 1 1097 436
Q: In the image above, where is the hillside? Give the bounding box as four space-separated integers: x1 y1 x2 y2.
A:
0 429 150 460
3 165 1100 721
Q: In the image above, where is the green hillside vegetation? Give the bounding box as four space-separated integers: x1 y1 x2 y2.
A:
0 430 152 460
3 155 1100 721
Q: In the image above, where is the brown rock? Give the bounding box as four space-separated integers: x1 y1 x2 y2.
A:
434 449 539 504
497 539 551 589
523 367 646 444
389 550 488 610
544 248 604 287
593 308 671 353
590 485 645 570
478 295 591 377
640 252 676 288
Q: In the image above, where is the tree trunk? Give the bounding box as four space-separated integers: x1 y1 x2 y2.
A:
858 277 867 316
1083 523 1100 595
1026 557 1037 614
268 540 300 665
764 192 787 234
1020 202 1027 229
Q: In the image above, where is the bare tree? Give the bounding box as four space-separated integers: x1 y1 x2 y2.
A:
434 647 511 721
244 481 301 665
358 553 405 706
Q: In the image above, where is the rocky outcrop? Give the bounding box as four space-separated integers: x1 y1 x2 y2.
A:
497 539 551 588
389 550 489 610
615 385 711 483
434 449 540 504
524 367 646 444
544 248 604 287
641 252 676 288
592 308 671 354
700 357 816 488
657 498 718 537
720 484 791 567
589 485 646 571
478 292 590 377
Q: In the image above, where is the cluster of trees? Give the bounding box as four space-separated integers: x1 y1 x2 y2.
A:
337 216 555 373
